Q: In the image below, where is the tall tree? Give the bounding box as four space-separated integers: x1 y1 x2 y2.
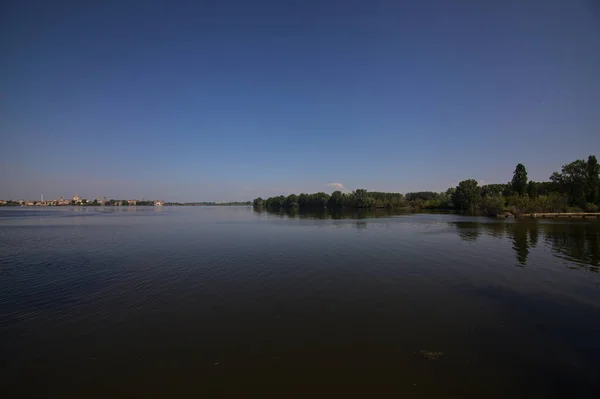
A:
511 163 528 196
586 155 600 204
550 159 587 208
452 179 481 211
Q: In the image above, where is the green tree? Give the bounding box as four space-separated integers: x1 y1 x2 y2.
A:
526 181 539 198
586 155 600 204
547 192 569 212
253 197 264 208
444 188 456 208
506 195 530 216
298 193 308 207
452 179 481 211
122 200 129 206
502 183 514 197
351 189 374 208
551 159 587 208
511 163 528 196
285 194 299 208
328 191 344 208
276 195 286 208
481 184 508 198
480 196 506 216
405 192 440 201
313 192 330 208
437 191 450 208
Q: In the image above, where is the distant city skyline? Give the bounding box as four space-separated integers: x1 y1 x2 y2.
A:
1 0 599 201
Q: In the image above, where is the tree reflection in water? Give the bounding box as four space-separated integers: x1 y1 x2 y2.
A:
452 220 599 271
255 208 599 271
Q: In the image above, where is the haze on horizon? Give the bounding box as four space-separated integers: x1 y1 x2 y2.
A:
1 0 599 202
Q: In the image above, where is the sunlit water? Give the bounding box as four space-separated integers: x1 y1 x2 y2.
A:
1 206 599 397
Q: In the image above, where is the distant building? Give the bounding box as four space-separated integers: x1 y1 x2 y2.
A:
154 200 164 207
128 200 137 206
73 195 80 203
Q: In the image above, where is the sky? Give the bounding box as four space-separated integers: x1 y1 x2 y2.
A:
1 0 599 202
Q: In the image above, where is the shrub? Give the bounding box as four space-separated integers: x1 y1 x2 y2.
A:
547 193 569 212
505 195 528 216
585 203 599 212
423 199 441 209
480 196 506 216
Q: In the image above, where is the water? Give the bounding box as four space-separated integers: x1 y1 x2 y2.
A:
1 206 599 397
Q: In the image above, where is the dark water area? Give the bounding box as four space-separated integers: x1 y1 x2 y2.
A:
1 206 599 397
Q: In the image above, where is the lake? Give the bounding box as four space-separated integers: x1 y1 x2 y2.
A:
1 206 599 397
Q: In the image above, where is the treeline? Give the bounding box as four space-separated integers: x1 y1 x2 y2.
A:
253 154 600 215
253 189 451 210
455 155 599 215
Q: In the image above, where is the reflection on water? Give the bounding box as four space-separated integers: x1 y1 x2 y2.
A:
257 208 600 271
452 219 600 271
454 221 483 242
254 207 405 220
546 223 600 269
355 220 367 229
506 223 530 266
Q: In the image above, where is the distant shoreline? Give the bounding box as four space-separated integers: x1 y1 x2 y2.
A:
0 203 252 207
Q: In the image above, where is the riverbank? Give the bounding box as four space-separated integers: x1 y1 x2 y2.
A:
520 212 600 219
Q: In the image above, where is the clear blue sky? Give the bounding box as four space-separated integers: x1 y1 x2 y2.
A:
2 0 599 202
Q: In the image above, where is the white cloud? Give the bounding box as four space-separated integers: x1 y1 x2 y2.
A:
326 182 348 192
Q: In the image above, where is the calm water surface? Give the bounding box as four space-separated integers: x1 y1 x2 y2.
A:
1 206 599 397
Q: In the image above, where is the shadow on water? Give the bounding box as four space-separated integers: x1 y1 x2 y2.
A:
451 219 600 271
254 207 409 221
